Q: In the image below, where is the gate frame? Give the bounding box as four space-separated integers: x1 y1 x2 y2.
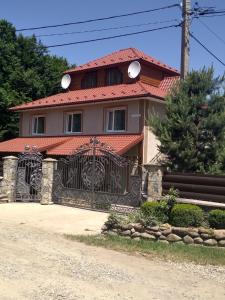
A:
15 145 43 202
52 137 149 211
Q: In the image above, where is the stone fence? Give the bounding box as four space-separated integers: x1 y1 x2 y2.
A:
102 222 225 248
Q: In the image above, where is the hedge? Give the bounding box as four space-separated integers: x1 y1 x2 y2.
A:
170 203 204 227
209 209 225 229
141 201 168 224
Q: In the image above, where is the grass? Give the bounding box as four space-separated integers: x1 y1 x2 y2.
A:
65 233 225 266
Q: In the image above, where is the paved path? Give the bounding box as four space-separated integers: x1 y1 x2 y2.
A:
0 203 108 235
0 203 224 299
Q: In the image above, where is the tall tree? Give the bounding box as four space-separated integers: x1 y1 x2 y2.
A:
0 20 71 140
150 67 225 174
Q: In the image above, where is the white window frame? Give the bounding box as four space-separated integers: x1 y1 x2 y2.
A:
32 115 45 135
106 107 126 132
65 111 82 134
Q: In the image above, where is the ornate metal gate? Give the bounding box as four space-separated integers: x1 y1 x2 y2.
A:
15 146 43 202
53 137 147 211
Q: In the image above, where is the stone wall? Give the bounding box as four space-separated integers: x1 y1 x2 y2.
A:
102 223 225 248
0 156 18 202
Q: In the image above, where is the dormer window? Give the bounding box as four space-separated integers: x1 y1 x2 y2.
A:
81 71 97 89
106 68 123 86
32 115 45 135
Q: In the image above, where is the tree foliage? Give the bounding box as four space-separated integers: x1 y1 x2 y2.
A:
150 67 225 174
0 20 71 140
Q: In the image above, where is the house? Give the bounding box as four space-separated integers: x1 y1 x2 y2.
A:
0 48 179 165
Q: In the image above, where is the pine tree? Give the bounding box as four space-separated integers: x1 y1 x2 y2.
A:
150 67 225 174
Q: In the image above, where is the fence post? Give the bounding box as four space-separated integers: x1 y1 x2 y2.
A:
1 156 18 202
40 158 57 205
145 164 164 200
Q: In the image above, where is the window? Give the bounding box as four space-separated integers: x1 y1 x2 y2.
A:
81 71 97 89
106 68 123 86
106 107 126 132
32 116 45 135
66 112 82 133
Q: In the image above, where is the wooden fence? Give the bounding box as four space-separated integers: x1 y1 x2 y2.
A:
162 172 225 203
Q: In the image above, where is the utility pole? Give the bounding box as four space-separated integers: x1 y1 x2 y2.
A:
180 0 191 79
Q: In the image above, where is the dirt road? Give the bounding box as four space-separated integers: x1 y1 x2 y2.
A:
0 204 224 299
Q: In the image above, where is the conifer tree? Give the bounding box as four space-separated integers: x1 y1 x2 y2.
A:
150 67 225 174
0 20 72 140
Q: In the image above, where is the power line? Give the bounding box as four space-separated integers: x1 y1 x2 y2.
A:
197 18 225 46
200 13 225 18
46 24 180 48
190 33 225 67
16 4 179 32
36 18 178 38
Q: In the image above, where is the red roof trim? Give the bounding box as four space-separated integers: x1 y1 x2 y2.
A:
65 48 179 75
0 134 143 156
117 134 143 155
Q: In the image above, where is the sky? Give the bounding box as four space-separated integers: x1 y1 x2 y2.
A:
1 0 225 76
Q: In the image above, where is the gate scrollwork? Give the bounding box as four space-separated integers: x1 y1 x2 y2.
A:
53 137 147 210
15 145 43 202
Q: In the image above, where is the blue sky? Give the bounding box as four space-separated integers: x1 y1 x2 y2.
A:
1 0 225 75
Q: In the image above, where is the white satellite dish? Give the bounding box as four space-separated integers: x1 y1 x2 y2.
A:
61 74 71 89
128 61 141 79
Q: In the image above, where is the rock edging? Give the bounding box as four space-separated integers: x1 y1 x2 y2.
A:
101 223 225 248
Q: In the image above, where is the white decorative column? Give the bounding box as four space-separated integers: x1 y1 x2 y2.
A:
2 156 18 202
40 158 57 205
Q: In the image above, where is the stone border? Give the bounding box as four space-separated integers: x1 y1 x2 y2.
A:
102 223 225 247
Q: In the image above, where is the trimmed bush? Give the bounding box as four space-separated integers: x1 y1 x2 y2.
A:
141 201 168 224
170 204 204 227
209 210 225 229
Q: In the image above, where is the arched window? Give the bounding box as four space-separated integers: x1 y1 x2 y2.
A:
106 68 123 86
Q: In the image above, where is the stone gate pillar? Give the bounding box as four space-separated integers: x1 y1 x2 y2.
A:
2 156 18 202
40 158 57 205
145 164 164 200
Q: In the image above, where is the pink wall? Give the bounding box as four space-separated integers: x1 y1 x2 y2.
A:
20 99 143 136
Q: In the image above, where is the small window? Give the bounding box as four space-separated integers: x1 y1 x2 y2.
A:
106 108 126 132
106 68 123 86
81 71 97 89
32 116 45 135
66 112 82 133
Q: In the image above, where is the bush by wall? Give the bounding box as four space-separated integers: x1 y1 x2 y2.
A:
209 210 225 229
170 204 204 227
141 201 168 225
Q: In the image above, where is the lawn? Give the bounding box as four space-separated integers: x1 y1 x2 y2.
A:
65 233 225 266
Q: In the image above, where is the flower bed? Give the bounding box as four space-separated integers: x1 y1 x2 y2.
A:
101 222 225 247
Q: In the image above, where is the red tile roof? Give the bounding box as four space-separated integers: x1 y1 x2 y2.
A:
0 137 71 153
0 134 143 156
65 48 179 75
11 78 178 111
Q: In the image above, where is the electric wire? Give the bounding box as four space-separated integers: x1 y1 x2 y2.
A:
46 24 180 48
197 18 225 46
36 18 178 38
16 4 179 32
190 33 225 67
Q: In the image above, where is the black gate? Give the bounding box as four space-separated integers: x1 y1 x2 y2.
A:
53 137 147 211
15 146 43 202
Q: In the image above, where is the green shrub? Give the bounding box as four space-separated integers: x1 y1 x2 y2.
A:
105 212 125 229
141 201 168 224
170 204 204 227
209 210 225 229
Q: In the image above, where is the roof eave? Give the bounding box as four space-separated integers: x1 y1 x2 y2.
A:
10 93 157 112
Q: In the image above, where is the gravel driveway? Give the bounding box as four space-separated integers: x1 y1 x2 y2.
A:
0 203 225 299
